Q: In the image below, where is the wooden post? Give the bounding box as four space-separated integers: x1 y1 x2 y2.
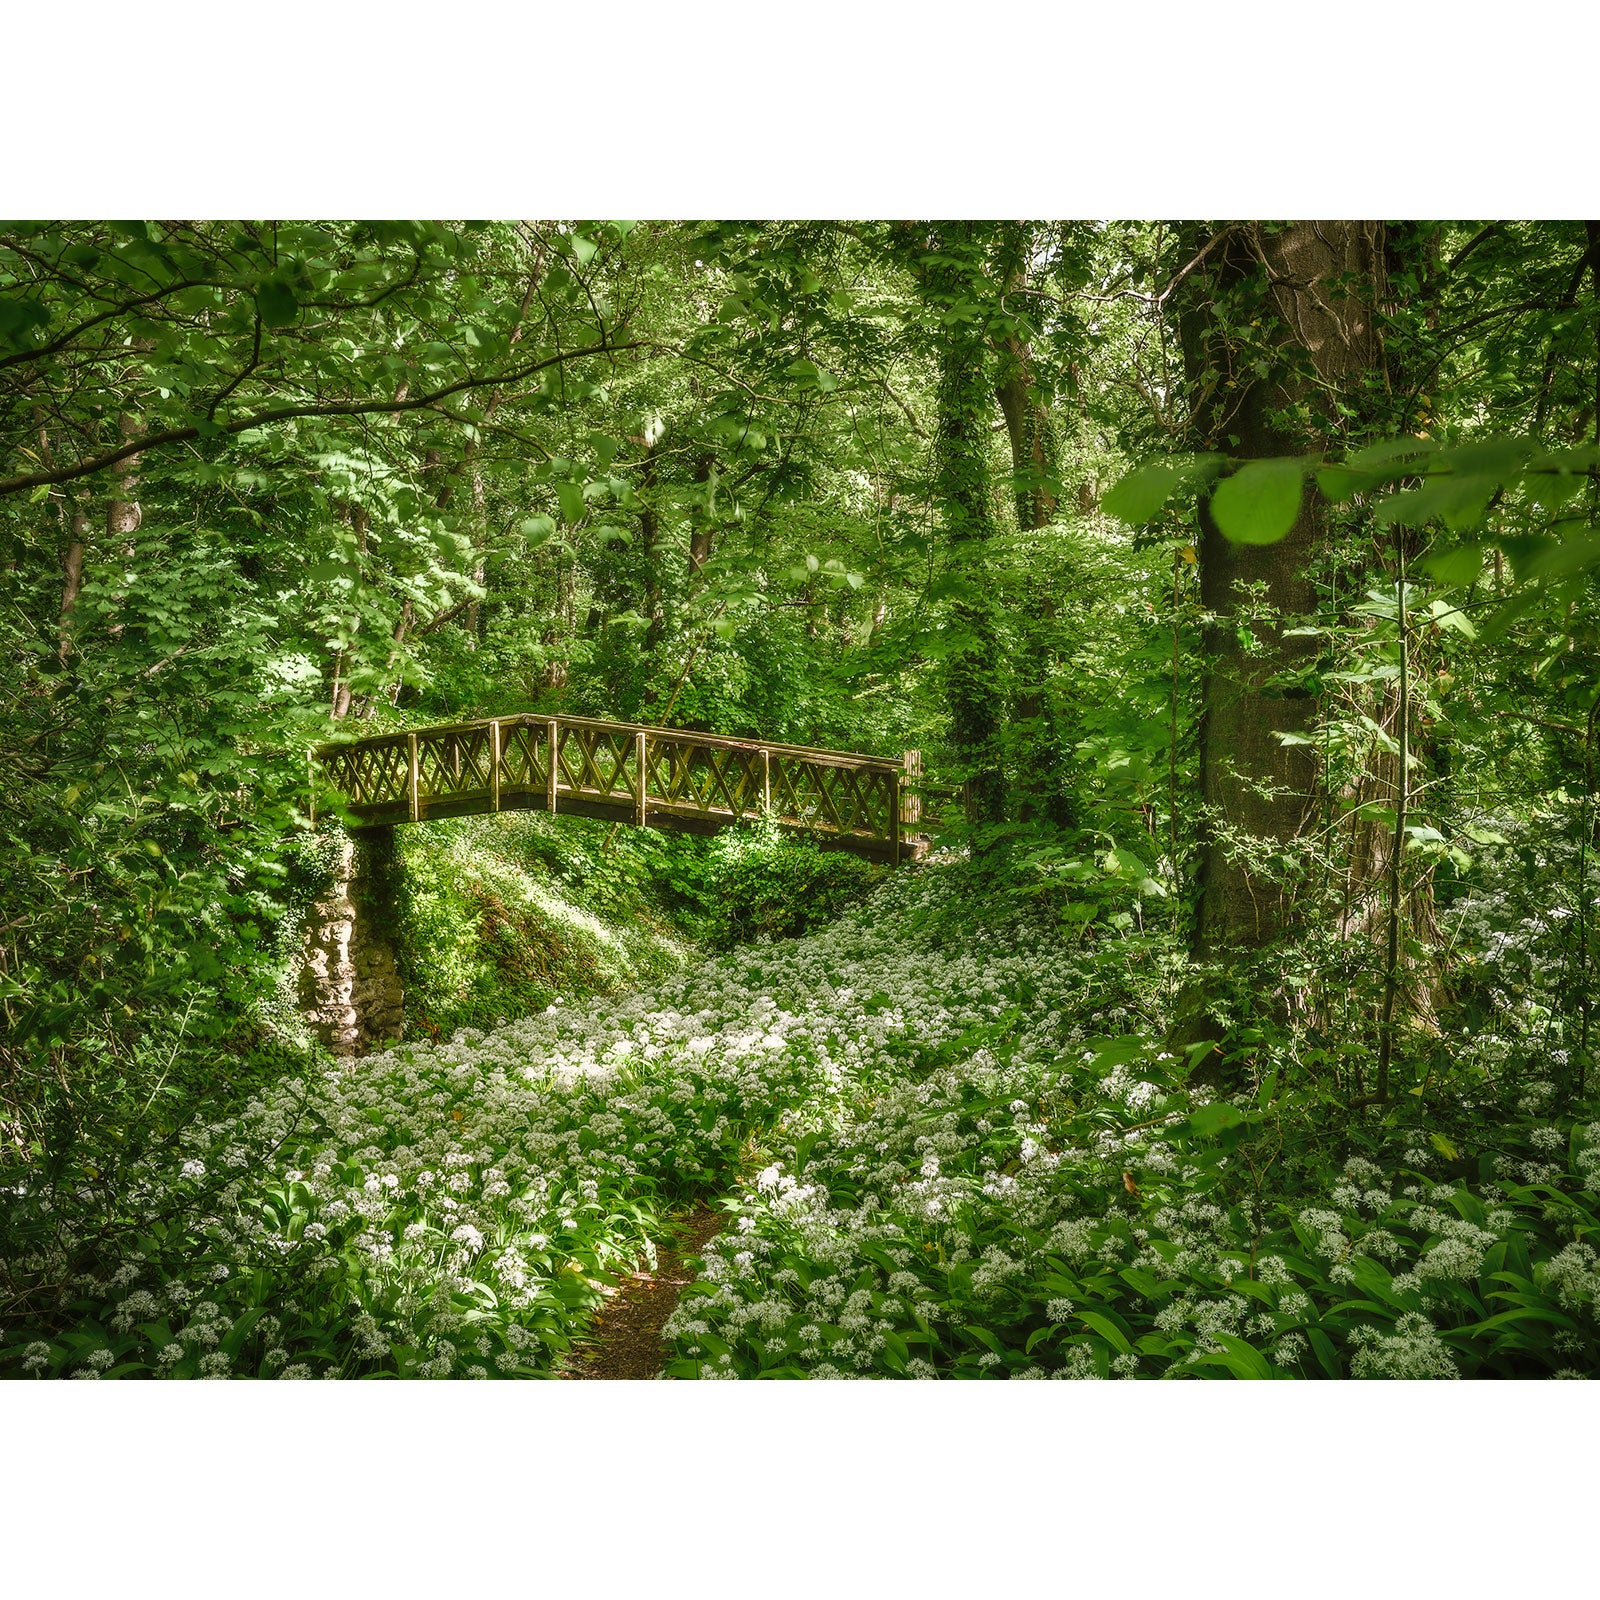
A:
308 750 317 829
634 731 648 826
761 748 771 816
902 750 922 827
547 719 559 815
890 768 901 865
489 720 501 813
408 732 420 823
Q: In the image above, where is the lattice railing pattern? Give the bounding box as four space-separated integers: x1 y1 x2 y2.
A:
315 714 935 861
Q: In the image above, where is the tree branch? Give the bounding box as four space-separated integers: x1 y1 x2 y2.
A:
0 335 646 498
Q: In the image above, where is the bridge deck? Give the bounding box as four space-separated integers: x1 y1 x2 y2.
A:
315 713 942 863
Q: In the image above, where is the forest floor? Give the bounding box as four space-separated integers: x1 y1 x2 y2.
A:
5 853 1597 1380
561 1205 727 1379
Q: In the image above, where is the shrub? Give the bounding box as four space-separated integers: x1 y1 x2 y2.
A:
698 819 884 949
394 815 685 1038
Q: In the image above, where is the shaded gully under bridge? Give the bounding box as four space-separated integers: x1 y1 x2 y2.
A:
301 713 945 1053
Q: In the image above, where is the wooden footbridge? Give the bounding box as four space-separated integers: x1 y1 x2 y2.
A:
314 712 947 864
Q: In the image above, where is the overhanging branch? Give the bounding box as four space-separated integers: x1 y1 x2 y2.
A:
0 334 646 498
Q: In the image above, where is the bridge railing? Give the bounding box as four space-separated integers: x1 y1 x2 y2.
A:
315 713 951 863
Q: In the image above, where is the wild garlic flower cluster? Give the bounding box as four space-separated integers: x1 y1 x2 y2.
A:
1 860 1098 1378
6 855 1598 1381
663 940 1600 1382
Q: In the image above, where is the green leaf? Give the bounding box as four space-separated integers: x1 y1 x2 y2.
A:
1307 1328 1342 1378
1087 1035 1147 1074
1101 455 1224 525
1375 475 1497 533
1187 1102 1246 1137
1077 1311 1132 1354
1316 465 1391 502
0 296 49 348
1206 1331 1276 1379
520 514 557 548
1514 533 1600 585
1427 598 1477 638
963 1324 1004 1355
1348 436 1441 470
255 276 299 327
1420 544 1484 586
1477 585 1544 645
1348 1256 1412 1309
555 482 586 525
1209 458 1304 544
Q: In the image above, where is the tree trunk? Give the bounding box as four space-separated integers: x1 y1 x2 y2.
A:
638 434 665 656
924 223 1008 826
991 224 1076 826
688 452 715 577
1178 221 1386 959
58 509 88 663
991 224 1059 533
329 502 369 721
103 414 142 641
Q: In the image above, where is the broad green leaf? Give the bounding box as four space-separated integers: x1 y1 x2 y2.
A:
1437 436 1531 478
0 296 49 347
1209 458 1304 544
1348 436 1440 470
1207 1331 1276 1379
1087 1035 1147 1073
1427 598 1477 638
1420 544 1484 586
555 482 586 524
1101 454 1224 525
1187 1102 1246 1137
1307 1328 1342 1378
255 276 299 327
1374 474 1497 532
1316 465 1391 502
1513 533 1600 585
1077 1311 1132 1354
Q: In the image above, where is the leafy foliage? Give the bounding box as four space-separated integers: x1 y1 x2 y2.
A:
4 216 1600 1378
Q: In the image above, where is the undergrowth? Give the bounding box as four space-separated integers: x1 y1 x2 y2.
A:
4 851 1596 1379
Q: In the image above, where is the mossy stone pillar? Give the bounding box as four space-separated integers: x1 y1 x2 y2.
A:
299 826 406 1054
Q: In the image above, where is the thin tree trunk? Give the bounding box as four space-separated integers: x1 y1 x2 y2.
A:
103 415 142 641
1376 557 1410 1100
688 453 715 577
58 509 88 663
329 501 370 721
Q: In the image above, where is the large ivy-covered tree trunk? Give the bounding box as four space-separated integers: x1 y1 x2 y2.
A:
990 222 1080 829
923 223 1009 826
992 224 1060 534
1177 221 1386 960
